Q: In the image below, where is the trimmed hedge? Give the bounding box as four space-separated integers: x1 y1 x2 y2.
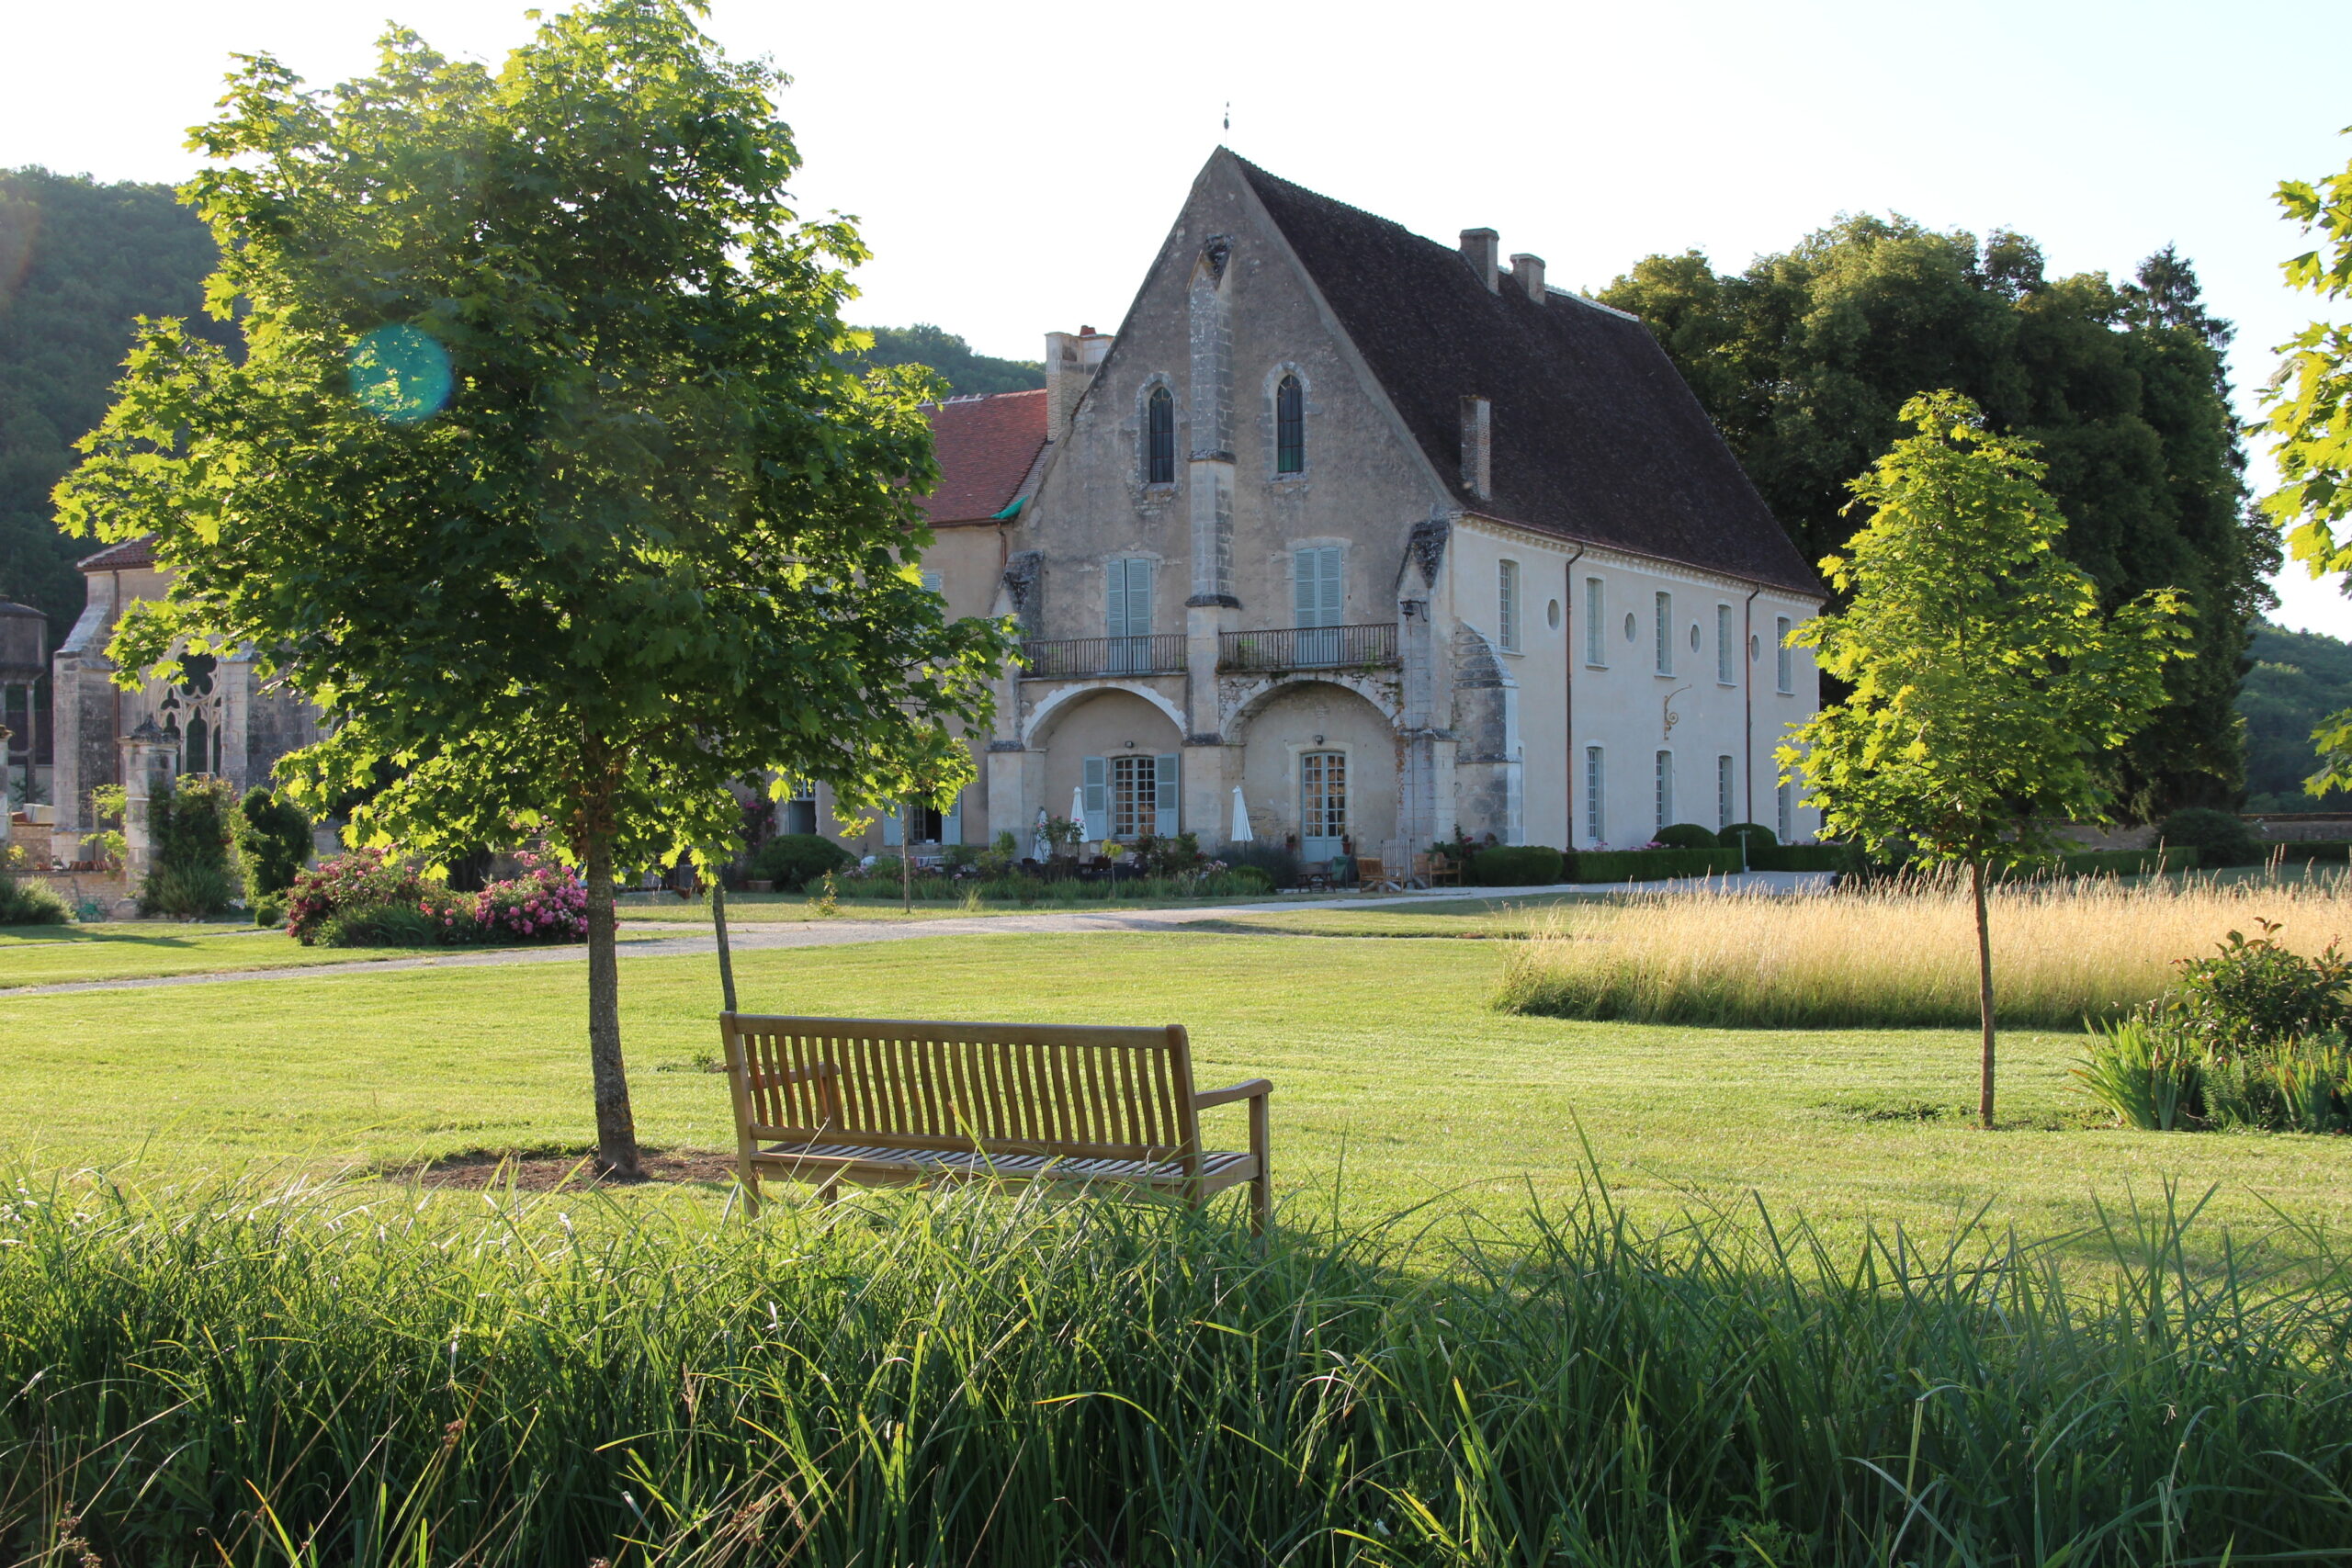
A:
1467 845 1566 886
2267 840 2352 865
1652 823 1719 851
1567 848 1742 883
1749 843 1863 874
2053 847 2198 877
750 832 854 890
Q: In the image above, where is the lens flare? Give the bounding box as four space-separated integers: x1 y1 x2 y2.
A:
346 324 453 424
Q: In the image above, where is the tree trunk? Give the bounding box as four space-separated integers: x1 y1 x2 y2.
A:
712 875 739 1015
1973 858 1996 1130
582 831 642 1177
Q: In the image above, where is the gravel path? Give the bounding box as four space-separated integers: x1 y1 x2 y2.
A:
6 872 1833 997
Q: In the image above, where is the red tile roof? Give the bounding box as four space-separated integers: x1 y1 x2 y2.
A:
78 536 157 571
916 389 1048 525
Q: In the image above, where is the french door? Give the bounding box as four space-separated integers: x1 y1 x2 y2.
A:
1300 750 1348 864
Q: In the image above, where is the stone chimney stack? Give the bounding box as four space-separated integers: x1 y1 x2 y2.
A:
1459 395 1492 500
1460 229 1499 293
1043 325 1112 444
1510 254 1545 303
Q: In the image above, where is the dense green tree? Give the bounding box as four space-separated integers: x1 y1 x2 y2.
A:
0 169 228 640
56 0 1015 1176
2260 133 2352 795
1602 220 2267 819
2238 622 2352 810
1784 392 2185 1128
839 322 1043 397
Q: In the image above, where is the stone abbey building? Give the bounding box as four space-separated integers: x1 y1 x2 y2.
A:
49 151 1823 862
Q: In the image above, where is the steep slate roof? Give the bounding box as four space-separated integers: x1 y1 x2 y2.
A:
916 388 1048 525
78 536 157 571
1234 157 1818 593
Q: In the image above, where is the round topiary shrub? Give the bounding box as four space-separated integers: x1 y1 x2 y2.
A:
0 875 73 927
1653 823 1718 851
1719 822 1777 854
751 831 854 890
2158 807 2262 868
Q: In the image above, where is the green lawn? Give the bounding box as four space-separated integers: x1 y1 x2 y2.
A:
0 921 683 986
8 927 2352 1258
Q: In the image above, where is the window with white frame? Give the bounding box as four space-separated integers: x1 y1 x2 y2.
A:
1716 754 1735 830
1655 591 1673 674
1584 577 1605 666
1082 752 1179 840
921 569 942 596
1498 559 1521 653
1655 750 1675 830
1775 615 1793 694
1777 777 1796 840
1585 746 1605 844
1716 604 1733 683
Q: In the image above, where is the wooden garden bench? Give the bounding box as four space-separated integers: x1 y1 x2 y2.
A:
719 1013 1272 1230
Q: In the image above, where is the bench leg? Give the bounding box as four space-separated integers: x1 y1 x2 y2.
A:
739 1164 763 1219
1249 1092 1271 1237
817 1176 841 1209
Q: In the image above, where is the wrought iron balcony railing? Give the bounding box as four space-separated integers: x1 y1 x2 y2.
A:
1217 623 1399 673
1019 633 1188 680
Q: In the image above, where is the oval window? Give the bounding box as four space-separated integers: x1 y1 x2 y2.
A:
1623 612 1638 642
1688 623 1702 651
1749 634 1761 660
1545 598 1562 631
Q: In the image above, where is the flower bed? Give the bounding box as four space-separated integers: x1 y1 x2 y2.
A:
287 851 588 947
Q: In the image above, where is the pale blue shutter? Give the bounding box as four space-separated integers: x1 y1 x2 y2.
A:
1106 560 1126 638
1082 757 1108 840
1130 560 1153 638
1293 547 1340 628
1154 753 1179 836
943 786 964 846
882 803 903 847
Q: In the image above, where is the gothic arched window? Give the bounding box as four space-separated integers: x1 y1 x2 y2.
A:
1275 374 1305 474
1145 386 1175 485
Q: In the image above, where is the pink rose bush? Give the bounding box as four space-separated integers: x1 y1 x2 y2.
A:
287 850 589 947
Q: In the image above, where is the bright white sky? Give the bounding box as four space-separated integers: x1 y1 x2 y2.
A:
6 0 2349 635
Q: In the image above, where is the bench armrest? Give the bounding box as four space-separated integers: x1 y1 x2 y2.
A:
1193 1077 1272 1110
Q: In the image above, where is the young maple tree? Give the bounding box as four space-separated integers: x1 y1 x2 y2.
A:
2260 130 2352 793
54 1 1014 1176
1781 391 2186 1128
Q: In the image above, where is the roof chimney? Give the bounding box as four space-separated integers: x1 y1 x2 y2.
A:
1459 396 1492 500
1460 229 1499 293
1043 326 1115 443
1510 254 1545 303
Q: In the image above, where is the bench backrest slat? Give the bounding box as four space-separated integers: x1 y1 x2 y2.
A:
722 1014 1200 1160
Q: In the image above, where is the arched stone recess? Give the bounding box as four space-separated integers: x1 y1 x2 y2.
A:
1022 681 1188 750
1220 678 1403 856
1216 670 1402 742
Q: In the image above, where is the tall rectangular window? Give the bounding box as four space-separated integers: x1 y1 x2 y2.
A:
1585 746 1605 845
1107 558 1152 639
1275 375 1306 474
1716 754 1735 830
1655 591 1672 674
1108 753 1157 840
1294 547 1342 627
1145 387 1175 485
1775 615 1793 694
1584 577 1606 666
1107 558 1153 675
1777 777 1796 840
1655 750 1675 831
1716 604 1733 684
1498 559 1521 652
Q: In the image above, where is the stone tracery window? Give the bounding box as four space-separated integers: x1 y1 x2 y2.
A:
1275 374 1305 474
1145 386 1175 485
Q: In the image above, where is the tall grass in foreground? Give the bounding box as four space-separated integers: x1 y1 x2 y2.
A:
1496 872 2352 1029
8 1177 2352 1565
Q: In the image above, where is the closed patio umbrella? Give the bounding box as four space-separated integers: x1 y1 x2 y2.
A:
1071 784 1090 844
1230 785 1253 843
